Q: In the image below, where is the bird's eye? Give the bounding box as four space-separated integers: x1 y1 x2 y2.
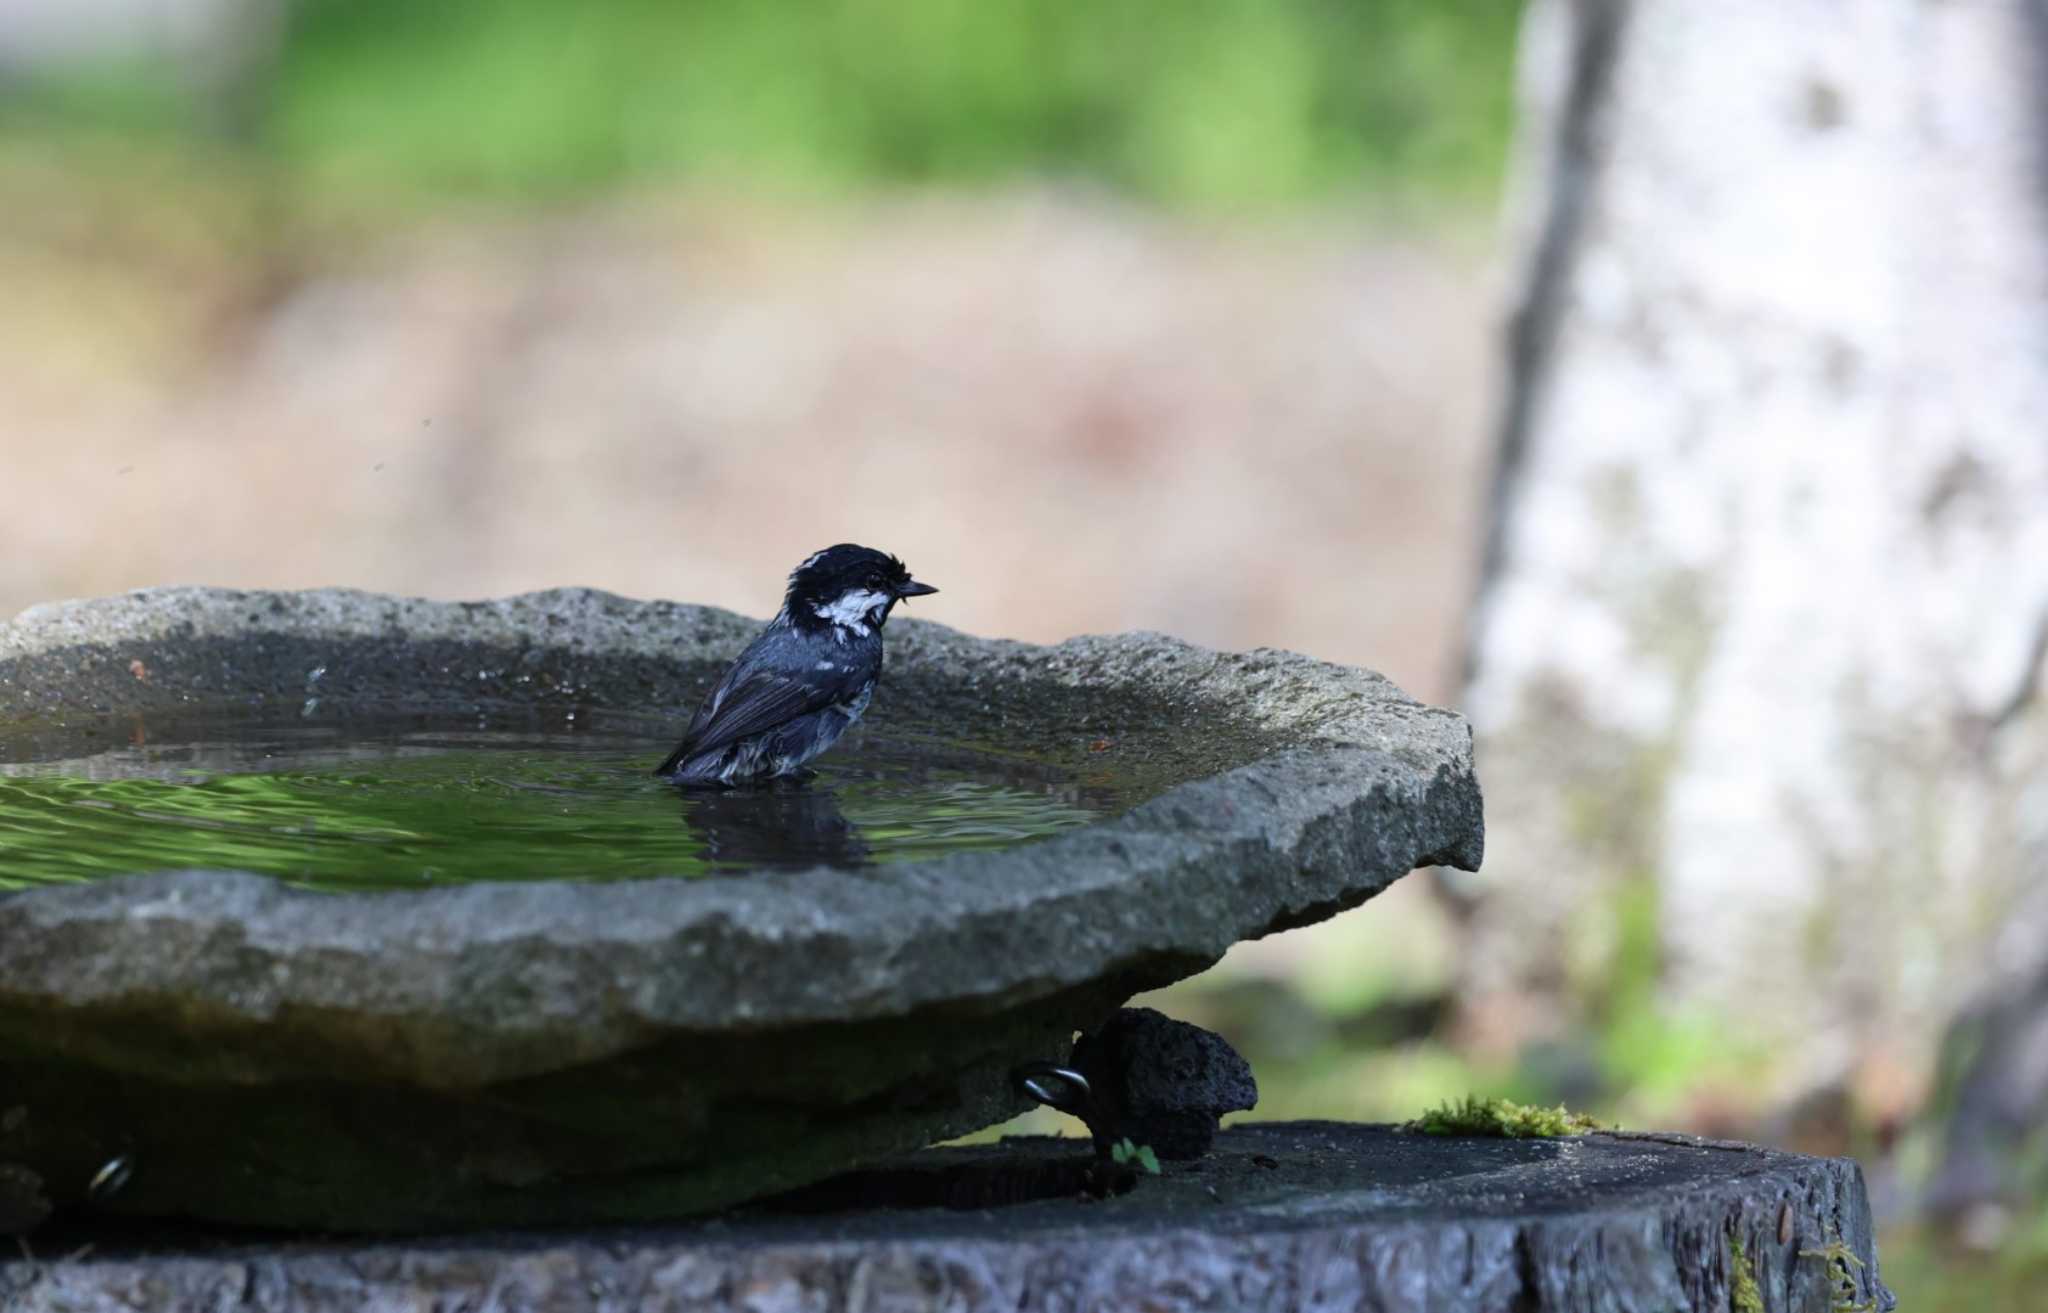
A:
866 574 882 590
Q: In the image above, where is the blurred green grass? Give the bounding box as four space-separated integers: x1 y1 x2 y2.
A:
0 0 1522 207
1881 1217 2048 1313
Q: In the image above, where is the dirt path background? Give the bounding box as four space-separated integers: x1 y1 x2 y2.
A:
2 187 1495 705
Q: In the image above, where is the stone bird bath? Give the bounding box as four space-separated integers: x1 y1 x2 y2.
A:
0 587 1483 1232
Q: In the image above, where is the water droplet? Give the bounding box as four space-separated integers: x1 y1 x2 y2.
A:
87 1155 134 1202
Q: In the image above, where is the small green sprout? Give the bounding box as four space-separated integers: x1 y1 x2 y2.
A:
1110 1138 1161 1174
1407 1095 1609 1138
1799 1238 1874 1313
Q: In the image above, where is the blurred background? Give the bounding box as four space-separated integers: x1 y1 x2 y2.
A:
3 1 2044 1303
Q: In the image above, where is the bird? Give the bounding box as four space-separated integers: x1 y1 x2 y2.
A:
655 544 938 786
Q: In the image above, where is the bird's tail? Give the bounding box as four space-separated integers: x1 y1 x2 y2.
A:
654 741 694 778
656 740 733 783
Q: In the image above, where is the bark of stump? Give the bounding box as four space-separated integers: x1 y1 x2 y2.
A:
0 1121 1891 1313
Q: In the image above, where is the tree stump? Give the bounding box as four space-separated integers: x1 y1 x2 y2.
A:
0 1121 1891 1313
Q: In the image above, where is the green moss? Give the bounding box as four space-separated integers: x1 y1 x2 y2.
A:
1406 1095 1608 1139
1800 1238 1874 1313
1729 1233 1764 1313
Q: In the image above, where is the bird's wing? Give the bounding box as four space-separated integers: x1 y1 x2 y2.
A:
657 647 848 774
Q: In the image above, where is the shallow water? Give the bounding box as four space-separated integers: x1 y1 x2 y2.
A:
0 717 1110 892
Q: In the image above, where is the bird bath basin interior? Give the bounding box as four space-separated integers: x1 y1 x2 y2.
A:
0 587 1482 1231
0 713 1134 892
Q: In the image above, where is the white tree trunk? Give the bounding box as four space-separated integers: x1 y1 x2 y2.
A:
1465 0 2048 1097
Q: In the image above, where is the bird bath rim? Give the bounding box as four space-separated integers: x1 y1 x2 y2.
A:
0 585 1480 1079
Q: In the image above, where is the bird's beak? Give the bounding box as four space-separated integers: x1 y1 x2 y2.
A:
895 579 939 600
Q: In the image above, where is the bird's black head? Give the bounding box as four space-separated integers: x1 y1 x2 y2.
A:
782 544 938 636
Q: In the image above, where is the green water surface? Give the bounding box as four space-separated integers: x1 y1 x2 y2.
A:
0 718 1108 892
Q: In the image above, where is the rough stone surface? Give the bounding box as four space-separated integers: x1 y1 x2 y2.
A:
0 588 1482 1231
1066 1006 1258 1159
0 1122 1892 1313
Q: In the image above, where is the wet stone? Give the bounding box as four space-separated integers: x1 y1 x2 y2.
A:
0 587 1483 1231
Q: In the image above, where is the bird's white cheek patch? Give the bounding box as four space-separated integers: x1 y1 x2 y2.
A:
812 589 890 635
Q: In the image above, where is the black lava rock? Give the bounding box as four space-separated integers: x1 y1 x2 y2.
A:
1068 1007 1258 1159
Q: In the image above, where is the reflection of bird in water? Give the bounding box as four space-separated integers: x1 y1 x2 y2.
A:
679 782 869 871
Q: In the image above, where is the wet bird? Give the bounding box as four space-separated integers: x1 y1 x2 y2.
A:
655 545 937 786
